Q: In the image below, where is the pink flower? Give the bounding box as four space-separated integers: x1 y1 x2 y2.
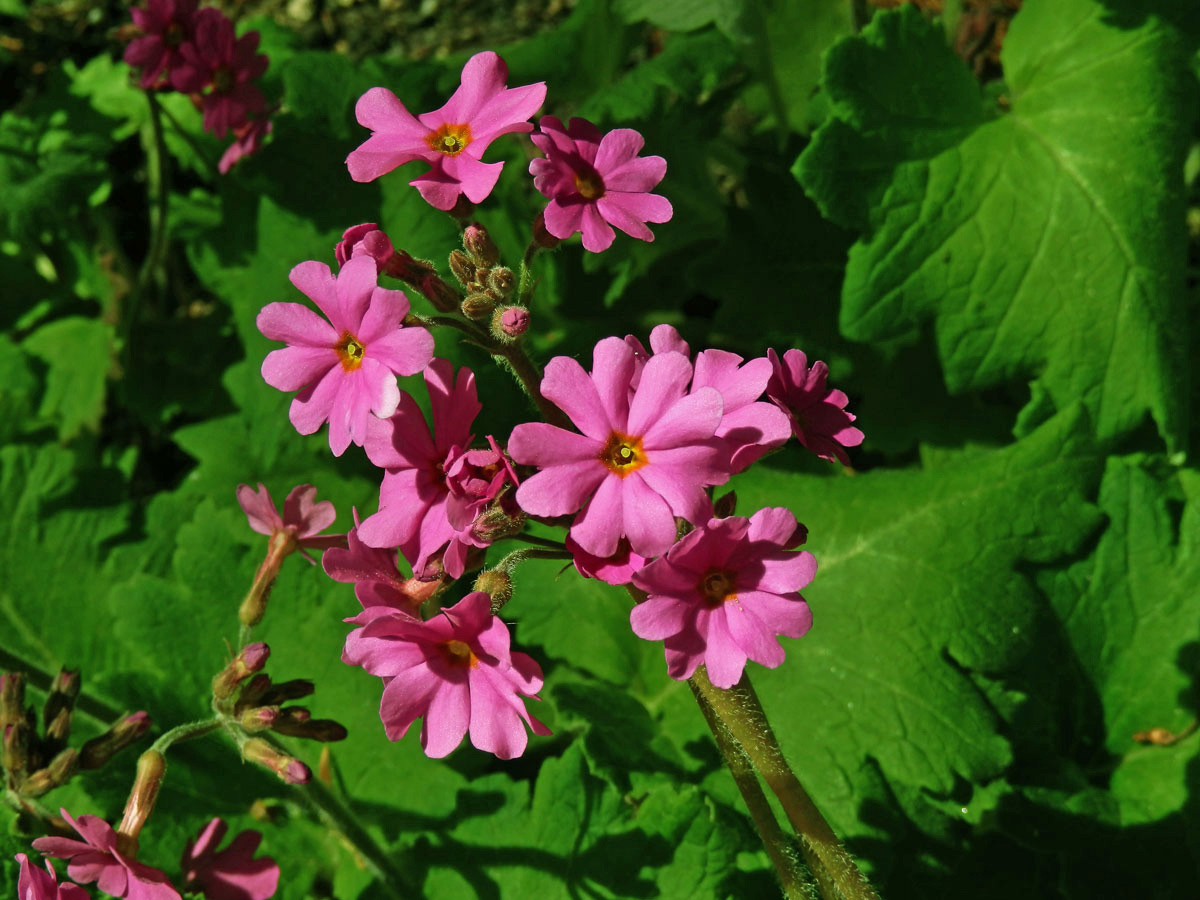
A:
566 536 647 586
508 337 729 558
631 508 815 689
627 325 790 473
766 349 863 465
123 0 199 90
174 8 267 138
218 115 272 174
14 853 90 900
346 51 546 210
359 361 515 578
181 818 279 900
342 591 550 758
236 483 345 560
322 512 445 615
257 257 435 456
32 810 181 900
529 116 672 253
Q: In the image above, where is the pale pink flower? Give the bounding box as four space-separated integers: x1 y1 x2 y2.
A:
32 810 181 900
122 0 199 90
342 591 550 759
346 51 546 210
529 116 672 252
631 508 815 689
181 818 279 900
508 337 728 558
359 361 515 578
322 512 443 616
257 257 435 456
14 853 90 900
218 115 272 174
627 325 790 473
766 349 863 465
235 483 345 560
174 8 267 138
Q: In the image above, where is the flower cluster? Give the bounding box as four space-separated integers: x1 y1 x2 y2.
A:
250 50 863 763
122 0 272 172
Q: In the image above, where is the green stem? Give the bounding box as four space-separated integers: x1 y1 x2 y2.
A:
493 343 571 430
690 668 879 900
517 240 540 305
509 532 568 552
689 681 813 900
139 93 171 299
149 717 222 755
156 98 219 179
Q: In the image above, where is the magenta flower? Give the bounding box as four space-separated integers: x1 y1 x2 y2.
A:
14 853 90 900
508 337 728 558
218 115 272 174
174 8 267 138
566 536 647 587
322 512 443 615
359 361 514 578
346 51 546 210
631 508 815 689
766 349 864 465
181 818 279 900
32 810 181 900
257 257 435 456
529 116 672 253
236 483 345 560
342 591 550 759
122 0 199 90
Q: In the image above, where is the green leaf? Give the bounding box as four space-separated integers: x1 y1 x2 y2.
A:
731 409 1102 850
0 335 39 442
22 315 114 440
796 1 1195 448
613 0 742 33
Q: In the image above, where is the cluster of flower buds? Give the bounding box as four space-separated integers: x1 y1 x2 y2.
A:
447 225 529 342
121 0 272 173
211 643 346 784
2 670 150 801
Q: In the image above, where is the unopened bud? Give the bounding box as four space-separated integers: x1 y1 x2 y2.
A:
243 738 311 784
239 706 280 732
786 521 808 549
43 668 80 727
21 748 78 798
532 211 561 249
79 711 151 770
474 570 513 610
213 643 271 701
117 749 166 842
259 679 315 706
463 224 499 267
448 249 476 286
462 292 497 321
448 195 475 222
0 671 26 725
234 673 273 714
45 708 72 745
274 715 348 742
471 505 525 544
487 267 516 299
492 306 529 341
713 491 737 519
419 274 460 313
3 721 32 775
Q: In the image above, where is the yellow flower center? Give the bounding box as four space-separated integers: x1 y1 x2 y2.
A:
442 639 478 668
336 332 365 371
701 569 737 605
425 123 472 157
599 431 647 478
574 171 605 200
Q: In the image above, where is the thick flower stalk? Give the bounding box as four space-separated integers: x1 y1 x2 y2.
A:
257 257 435 456
342 591 550 759
347 51 546 210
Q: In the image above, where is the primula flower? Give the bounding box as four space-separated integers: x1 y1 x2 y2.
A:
180 818 279 900
346 51 546 210
631 508 815 689
766 349 863 465
627 325 790 473
566 536 647 586
508 337 728 558
323 512 445 616
236 483 345 560
257 257 435 456
359 361 516 578
218 115 272 174
14 853 90 900
32 810 181 900
529 115 672 253
123 0 199 90
174 8 268 138
342 591 550 759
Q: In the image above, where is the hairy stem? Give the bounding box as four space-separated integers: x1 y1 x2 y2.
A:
689 681 814 899
149 717 223 755
493 343 571 430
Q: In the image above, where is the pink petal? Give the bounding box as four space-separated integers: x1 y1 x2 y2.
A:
738 590 813 640
356 286 410 343
421 679 471 758
335 256 379 334
469 81 546 145
626 350 692 436
648 324 688 356
288 365 342 437
579 203 616 252
236 483 281 535
346 133 429 182
379 666 440 741
288 261 341 328
568 475 625 557
466 667 529 759
364 393 438 469
428 361 481 452
641 386 723 449
722 599 786 669
410 164 466 211
540 354 612 439
636 457 714 525
442 154 504 204
261 346 336 392
590 337 636 430
355 87 427 140
593 128 646 175
508 423 602 467
621 473 677 558
602 154 667 193
702 612 748 689
629 595 691 641
426 51 506 126
513 461 606 517
541 197 585 240
368 326 435 377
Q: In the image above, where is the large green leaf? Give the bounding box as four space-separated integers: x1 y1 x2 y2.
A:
797 1 1195 448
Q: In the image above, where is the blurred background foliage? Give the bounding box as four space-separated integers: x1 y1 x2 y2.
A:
2 0 1199 897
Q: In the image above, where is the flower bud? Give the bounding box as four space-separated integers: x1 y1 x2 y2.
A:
0 671 26 726
259 679 315 706
212 642 271 701
2 721 32 775
462 292 497 321
419 274 461 313
471 504 525 544
273 714 348 743
474 570 513 610
118 749 167 843
334 223 381 267
786 521 808 549
234 673 273 714
43 668 80 727
19 747 78 798
243 738 311 784
487 267 516 299
44 707 72 746
239 706 280 732
448 195 475 222
492 306 529 341
532 211 561 249
79 711 151 770
448 249 476 287
713 490 737 519
463 224 500 267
